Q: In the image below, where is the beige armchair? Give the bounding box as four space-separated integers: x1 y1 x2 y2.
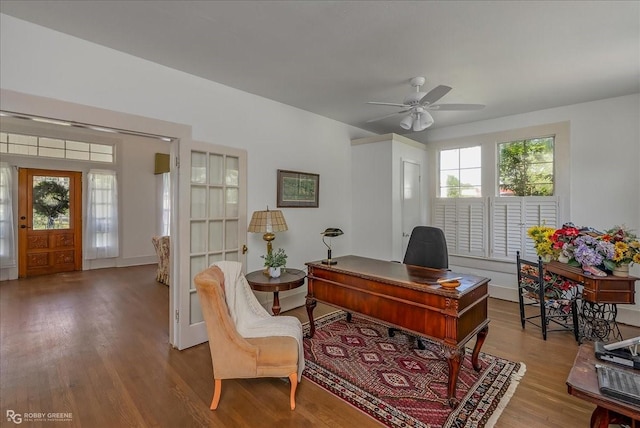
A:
194 264 302 410
151 236 170 285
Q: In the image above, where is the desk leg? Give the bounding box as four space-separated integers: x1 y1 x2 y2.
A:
471 325 489 371
444 346 465 408
272 291 281 316
590 406 611 428
305 295 317 338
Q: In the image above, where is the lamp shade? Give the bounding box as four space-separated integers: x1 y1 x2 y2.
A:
321 228 343 265
321 228 344 238
420 111 434 129
248 209 288 233
399 115 413 130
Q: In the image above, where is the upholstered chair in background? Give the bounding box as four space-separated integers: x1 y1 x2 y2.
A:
151 236 170 285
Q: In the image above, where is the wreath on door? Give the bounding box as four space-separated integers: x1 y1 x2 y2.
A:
33 180 69 229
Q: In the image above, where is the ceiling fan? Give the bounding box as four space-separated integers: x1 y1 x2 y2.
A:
366 77 485 131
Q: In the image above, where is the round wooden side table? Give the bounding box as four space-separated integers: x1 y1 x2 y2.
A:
245 268 306 315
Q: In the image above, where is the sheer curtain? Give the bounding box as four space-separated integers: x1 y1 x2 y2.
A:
0 163 15 267
85 169 119 259
161 172 171 236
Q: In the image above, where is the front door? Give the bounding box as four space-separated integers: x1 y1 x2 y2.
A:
18 168 82 277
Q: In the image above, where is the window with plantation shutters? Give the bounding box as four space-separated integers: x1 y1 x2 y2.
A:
432 122 568 263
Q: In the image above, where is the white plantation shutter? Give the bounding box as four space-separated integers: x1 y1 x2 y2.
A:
433 199 457 255
523 197 559 259
435 196 559 261
433 198 486 257
490 197 559 261
456 198 486 256
490 198 523 260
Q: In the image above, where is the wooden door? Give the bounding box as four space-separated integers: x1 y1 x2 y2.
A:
18 169 82 277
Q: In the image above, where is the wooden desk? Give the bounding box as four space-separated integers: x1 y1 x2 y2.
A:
305 255 490 407
246 268 305 315
567 342 640 427
546 262 638 341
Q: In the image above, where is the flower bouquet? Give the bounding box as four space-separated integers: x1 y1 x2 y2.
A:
550 224 580 262
528 222 638 277
602 225 640 276
527 225 556 262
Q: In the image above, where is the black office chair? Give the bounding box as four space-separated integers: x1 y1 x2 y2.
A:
389 226 450 348
402 226 449 269
516 251 581 341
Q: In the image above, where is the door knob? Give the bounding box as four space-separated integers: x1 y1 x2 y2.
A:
242 244 248 254
20 225 26 229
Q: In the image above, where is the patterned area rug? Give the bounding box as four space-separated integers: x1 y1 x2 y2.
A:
302 312 525 428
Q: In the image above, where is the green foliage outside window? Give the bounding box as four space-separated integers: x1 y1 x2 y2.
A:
498 137 554 196
32 178 70 229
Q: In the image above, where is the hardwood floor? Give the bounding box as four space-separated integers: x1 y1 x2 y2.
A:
1 265 638 427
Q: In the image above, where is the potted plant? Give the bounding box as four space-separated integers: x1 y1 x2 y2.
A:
262 248 287 278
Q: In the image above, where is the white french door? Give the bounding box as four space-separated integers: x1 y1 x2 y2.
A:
172 139 247 350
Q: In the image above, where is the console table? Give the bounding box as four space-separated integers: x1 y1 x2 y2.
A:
545 262 637 342
305 255 490 407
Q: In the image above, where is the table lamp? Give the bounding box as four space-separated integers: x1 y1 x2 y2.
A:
248 208 288 255
321 228 343 265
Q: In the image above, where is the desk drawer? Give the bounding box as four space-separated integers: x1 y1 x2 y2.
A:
583 278 635 304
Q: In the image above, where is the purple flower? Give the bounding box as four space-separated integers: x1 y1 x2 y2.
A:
573 235 614 267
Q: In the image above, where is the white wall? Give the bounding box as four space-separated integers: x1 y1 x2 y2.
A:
424 93 640 325
0 14 373 310
351 141 393 260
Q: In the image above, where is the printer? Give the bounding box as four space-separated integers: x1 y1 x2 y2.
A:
595 336 640 370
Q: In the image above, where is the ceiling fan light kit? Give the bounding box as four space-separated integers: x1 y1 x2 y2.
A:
367 76 485 131
399 115 413 130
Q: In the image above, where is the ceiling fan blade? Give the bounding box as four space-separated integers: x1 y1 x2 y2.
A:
365 109 410 123
428 103 485 111
419 85 452 105
367 101 408 107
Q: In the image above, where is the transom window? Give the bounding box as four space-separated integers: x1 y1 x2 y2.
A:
0 132 114 163
498 137 554 196
439 146 481 197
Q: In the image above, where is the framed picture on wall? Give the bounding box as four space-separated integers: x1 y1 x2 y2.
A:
277 169 319 208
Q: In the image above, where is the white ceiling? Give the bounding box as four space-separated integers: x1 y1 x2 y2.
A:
1 1 639 144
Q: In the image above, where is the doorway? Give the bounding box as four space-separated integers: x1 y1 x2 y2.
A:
401 160 422 257
18 168 82 277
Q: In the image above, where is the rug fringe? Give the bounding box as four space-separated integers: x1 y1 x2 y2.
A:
484 362 527 428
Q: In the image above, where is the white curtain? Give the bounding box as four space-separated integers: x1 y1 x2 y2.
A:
0 163 16 267
161 172 171 236
85 169 119 259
